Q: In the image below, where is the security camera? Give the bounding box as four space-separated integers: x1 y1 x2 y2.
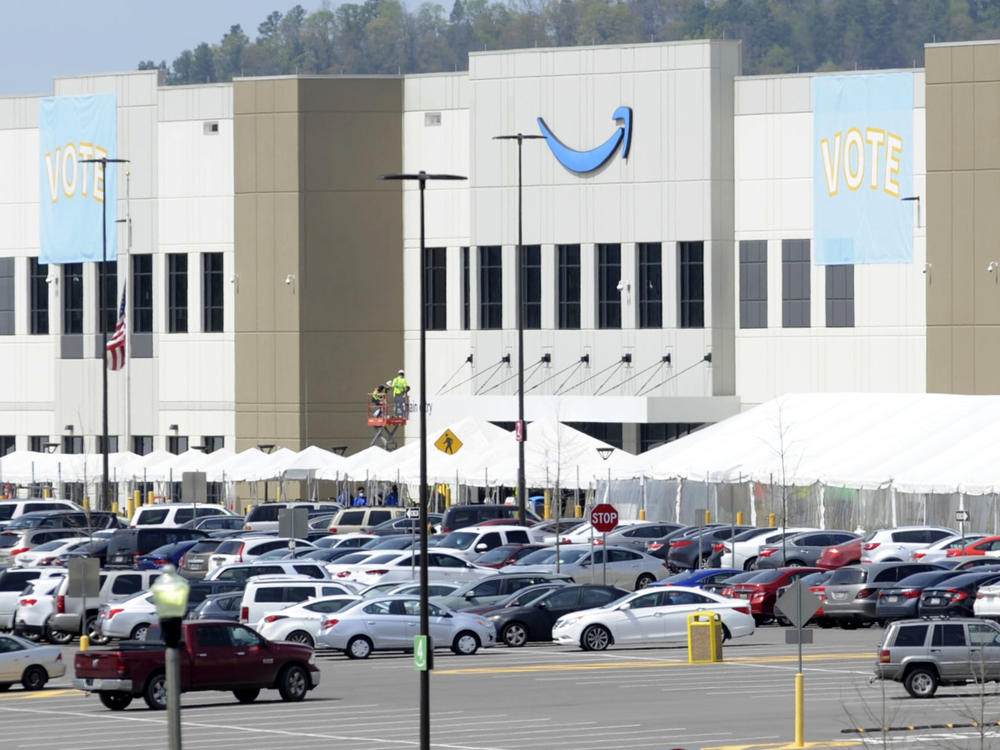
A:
988 262 998 273
285 274 295 285
616 279 624 291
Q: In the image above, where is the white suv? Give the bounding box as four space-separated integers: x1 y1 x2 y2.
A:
435 525 533 561
860 526 957 564
129 503 234 528
237 576 361 625
207 537 312 572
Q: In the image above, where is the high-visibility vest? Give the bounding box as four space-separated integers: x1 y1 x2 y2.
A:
392 375 407 395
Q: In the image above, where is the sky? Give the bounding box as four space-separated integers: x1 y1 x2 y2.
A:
0 1 330 96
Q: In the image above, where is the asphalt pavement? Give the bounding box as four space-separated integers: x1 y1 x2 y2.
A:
3 625 1000 750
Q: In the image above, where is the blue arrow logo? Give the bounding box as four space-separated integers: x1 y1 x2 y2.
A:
537 106 632 174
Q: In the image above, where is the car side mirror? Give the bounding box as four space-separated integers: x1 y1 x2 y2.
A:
464 591 476 599
618 602 631 611
475 543 488 552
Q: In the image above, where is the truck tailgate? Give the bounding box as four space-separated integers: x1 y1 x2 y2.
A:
74 651 125 679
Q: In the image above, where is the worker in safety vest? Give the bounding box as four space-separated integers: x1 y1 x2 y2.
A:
371 384 387 417
392 369 409 416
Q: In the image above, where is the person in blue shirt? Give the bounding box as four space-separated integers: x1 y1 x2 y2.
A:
352 487 368 506
384 485 399 506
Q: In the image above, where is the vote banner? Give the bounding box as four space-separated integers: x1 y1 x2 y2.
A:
813 72 913 265
39 93 118 264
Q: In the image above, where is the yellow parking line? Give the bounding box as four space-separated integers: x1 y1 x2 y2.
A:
0 688 85 701
436 652 873 675
702 742 861 750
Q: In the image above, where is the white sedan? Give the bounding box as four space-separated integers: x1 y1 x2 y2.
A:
318 595 496 658
552 585 754 651
338 550 495 587
0 633 65 691
13 537 92 568
254 595 362 647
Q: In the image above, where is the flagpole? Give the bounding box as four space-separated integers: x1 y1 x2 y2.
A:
124 171 131 456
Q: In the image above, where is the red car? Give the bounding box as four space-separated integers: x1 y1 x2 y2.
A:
816 539 863 569
945 536 1000 557
729 567 823 624
473 544 548 569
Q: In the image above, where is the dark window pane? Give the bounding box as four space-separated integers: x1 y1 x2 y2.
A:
423 247 446 331
478 246 502 330
557 244 580 330
639 423 703 452
0 258 13 335
0 436 13 456
168 254 188 333
168 436 189 455
522 245 541 330
202 252 224 333
29 257 49 335
132 254 153 333
63 263 83 334
825 264 854 328
597 243 621 329
739 240 767 329
461 247 470 331
679 242 704 329
782 239 810 328
638 242 662 328
132 436 153 456
96 260 117 334
566 422 622 449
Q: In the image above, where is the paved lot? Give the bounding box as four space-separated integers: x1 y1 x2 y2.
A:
4 626 1000 750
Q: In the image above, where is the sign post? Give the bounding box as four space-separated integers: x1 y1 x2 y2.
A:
590 503 618 586
956 508 969 538
775 579 823 748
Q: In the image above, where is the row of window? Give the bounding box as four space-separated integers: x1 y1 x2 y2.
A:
739 239 854 328
0 253 224 336
0 435 224 456
425 242 705 332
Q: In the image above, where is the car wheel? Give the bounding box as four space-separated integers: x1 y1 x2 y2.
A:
86 615 110 646
233 688 260 704
99 691 133 710
721 625 732 642
45 625 74 645
143 672 167 710
501 622 528 647
786 560 804 567
452 631 480 655
635 573 656 589
753 615 773 626
904 667 939 698
21 666 47 691
743 558 757 571
130 623 151 641
286 630 315 648
278 665 309 702
581 624 611 651
0 683 11 692
346 635 373 659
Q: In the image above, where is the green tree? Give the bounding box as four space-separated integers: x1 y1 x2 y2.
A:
191 42 217 83
216 25 249 80
301 9 338 73
169 50 194 84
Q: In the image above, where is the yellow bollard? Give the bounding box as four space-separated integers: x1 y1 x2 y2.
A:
768 512 776 526
146 491 154 506
111 502 119 516
43 487 51 498
277 485 281 502
82 497 89 511
575 504 583 519
736 511 744 525
639 508 647 520
127 496 135 520
543 490 551 520
794 672 804 746
79 634 90 652
705 510 712 524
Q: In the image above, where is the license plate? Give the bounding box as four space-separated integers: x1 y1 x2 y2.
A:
886 595 899 603
927 597 941 605
831 591 847 600
737 592 750 599
212 557 225 564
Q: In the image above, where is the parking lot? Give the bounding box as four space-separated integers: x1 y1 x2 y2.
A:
6 625 1000 750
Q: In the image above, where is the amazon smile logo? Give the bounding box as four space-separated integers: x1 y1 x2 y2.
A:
537 106 632 174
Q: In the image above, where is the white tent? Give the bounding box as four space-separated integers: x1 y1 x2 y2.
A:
0 450 70 484
277 446 346 480
206 448 270 482
317 446 389 480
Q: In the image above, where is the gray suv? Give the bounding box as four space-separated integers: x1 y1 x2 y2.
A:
874 618 1000 697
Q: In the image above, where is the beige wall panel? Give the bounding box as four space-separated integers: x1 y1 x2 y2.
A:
254 195 277 332
255 332 277 404
234 412 259 450
299 78 402 113
233 80 255 115
925 47 951 85
974 44 1000 81
273 191 301 332
925 84 952 173
926 326 952 392
273 112 300 192
235 331 258 402
275 412 302 445
952 46 975 82
974 326 1000 393
951 325 975 393
254 114 276 193
951 172 974 326
302 112 404 193
926 172 952 326
974 82 1000 169
951 84 975 171
273 332 301 404
974 170 1000 325
257 411 277 443
273 79 299 113
234 116 257 194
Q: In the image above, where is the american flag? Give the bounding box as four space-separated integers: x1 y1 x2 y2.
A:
106 283 126 371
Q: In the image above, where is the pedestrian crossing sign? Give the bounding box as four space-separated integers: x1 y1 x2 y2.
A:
434 429 462 455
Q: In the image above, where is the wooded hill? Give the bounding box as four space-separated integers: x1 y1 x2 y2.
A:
139 0 1000 84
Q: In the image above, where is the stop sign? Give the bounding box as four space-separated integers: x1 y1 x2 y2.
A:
590 503 619 533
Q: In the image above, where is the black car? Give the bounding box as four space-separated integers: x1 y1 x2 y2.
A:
918 570 1000 618
876 569 967 621
179 516 247 532
701 570 757 596
105 527 209 567
484 584 628 647
666 525 754 571
2 510 123 533
644 524 719 561
189 591 243 621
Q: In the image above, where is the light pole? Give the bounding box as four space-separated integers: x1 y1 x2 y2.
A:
150 565 190 750
379 170 466 750
596 446 613 585
80 156 128 512
494 134 544 524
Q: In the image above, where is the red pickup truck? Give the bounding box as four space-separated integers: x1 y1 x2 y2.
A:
73 620 320 710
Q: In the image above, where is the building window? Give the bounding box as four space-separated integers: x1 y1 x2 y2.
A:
29 436 47 452
132 254 153 333
202 252 224 333
202 436 224 453
63 436 83 454
168 253 188 333
29 257 49 335
461 247 470 331
478 246 502 330
826 264 855 328
0 258 13 335
522 245 541 330
557 244 581 330
640 423 703 452
133 435 153 456
566 422 623 450
679 241 704 329
597 243 622 329
0 436 13 456
739 240 767 329
63 263 83 334
638 242 662 329
782 239 811 328
167 435 189 455
97 261 118 335
96 436 119 453
423 247 446 331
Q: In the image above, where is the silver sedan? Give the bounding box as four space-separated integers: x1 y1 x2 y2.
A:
504 544 668 590
0 633 66 691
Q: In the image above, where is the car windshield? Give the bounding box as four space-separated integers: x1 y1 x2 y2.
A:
476 546 517 564
799 571 831 585
714 571 756 586
4 516 41 530
32 539 74 552
438 532 478 550
896 570 957 587
745 570 782 584
365 553 404 564
513 547 587 565
336 552 376 564
826 567 866 585
731 527 776 542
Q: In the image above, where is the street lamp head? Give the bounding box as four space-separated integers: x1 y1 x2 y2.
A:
150 565 190 620
596 446 614 461
257 443 276 454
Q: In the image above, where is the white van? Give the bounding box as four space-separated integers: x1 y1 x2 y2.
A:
129 503 234 528
0 499 81 530
435 525 534 561
238 576 360 625
243 502 343 532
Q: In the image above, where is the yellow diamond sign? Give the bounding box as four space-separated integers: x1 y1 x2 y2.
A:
434 429 462 455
